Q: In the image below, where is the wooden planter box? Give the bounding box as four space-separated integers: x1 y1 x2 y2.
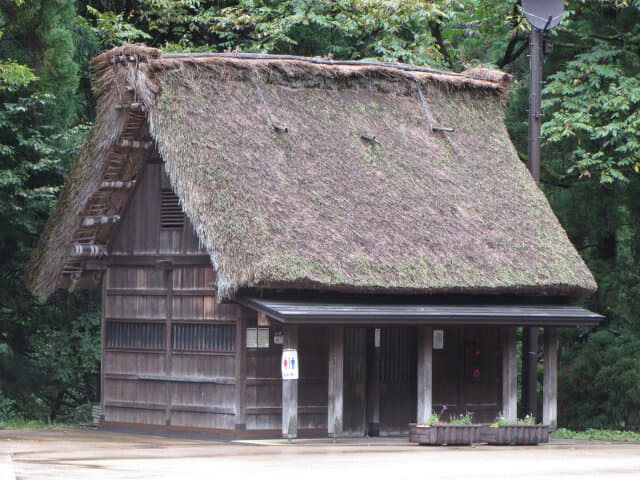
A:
481 425 550 445
409 423 483 445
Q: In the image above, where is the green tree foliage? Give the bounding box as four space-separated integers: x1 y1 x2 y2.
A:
559 330 640 430
79 5 150 51
131 0 450 63
0 0 101 422
543 4 640 184
0 0 81 126
533 2 640 430
540 6 640 326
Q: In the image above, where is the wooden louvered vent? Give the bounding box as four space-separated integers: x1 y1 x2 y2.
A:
160 188 184 229
172 324 235 352
105 321 166 350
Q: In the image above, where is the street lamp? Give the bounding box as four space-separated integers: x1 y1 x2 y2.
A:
521 0 564 418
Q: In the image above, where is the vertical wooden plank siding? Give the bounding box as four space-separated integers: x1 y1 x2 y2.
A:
343 327 366 436
234 316 247 429
366 328 381 436
543 327 558 429
282 325 299 439
501 327 518 422
327 326 344 437
416 326 433 424
102 161 243 430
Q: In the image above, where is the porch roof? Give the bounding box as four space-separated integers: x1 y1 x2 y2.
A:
236 296 603 327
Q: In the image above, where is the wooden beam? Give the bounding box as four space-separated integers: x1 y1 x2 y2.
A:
234 317 247 430
117 138 153 149
101 180 136 190
248 406 326 415
502 327 518 422
70 244 107 257
282 325 299 440
106 255 211 267
543 327 558 429
417 326 433 424
327 326 344 437
115 102 144 111
82 215 120 227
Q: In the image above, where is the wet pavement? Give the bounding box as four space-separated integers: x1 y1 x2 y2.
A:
1 428 639 480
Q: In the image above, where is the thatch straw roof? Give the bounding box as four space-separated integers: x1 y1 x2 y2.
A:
26 44 597 301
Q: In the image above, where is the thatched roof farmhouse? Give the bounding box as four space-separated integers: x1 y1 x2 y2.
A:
27 44 595 302
25 45 600 437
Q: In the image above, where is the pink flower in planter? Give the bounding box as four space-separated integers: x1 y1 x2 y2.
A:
442 405 448 410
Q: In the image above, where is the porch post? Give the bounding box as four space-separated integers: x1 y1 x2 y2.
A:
328 326 344 437
366 328 381 436
417 326 433 424
502 327 518 422
234 317 247 430
543 327 558 429
282 325 299 440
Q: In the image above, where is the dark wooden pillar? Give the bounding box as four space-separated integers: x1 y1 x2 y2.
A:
522 327 538 417
282 325 299 439
543 327 558 429
328 326 344 437
502 327 518 422
366 328 381 436
417 326 433 424
100 271 107 422
163 264 173 426
234 316 247 430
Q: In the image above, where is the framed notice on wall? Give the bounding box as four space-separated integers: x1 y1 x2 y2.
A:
257 328 270 348
246 328 257 348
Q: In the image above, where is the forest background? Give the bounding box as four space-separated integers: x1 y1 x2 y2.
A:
1 0 639 430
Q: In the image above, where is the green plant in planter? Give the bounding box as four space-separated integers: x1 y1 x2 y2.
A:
490 413 537 428
424 405 474 426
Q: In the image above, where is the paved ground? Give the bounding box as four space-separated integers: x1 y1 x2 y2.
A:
1 428 639 480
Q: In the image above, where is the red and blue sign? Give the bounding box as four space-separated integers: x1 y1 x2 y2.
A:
281 349 299 380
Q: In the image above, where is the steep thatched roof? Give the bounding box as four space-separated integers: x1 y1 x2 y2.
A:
26 44 597 301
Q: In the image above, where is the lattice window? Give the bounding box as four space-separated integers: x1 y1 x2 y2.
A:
160 188 184 229
105 321 166 349
172 323 235 352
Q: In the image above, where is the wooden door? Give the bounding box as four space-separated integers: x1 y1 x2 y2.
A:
378 327 417 434
460 327 501 423
343 327 367 435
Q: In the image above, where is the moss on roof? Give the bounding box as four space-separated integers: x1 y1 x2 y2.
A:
26 45 597 301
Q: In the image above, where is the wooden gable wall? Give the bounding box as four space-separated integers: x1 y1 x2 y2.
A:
102 160 252 430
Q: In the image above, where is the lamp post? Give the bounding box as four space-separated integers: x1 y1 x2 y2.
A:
521 0 564 419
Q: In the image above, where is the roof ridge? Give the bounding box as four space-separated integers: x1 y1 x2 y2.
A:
161 52 482 81
90 44 511 92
